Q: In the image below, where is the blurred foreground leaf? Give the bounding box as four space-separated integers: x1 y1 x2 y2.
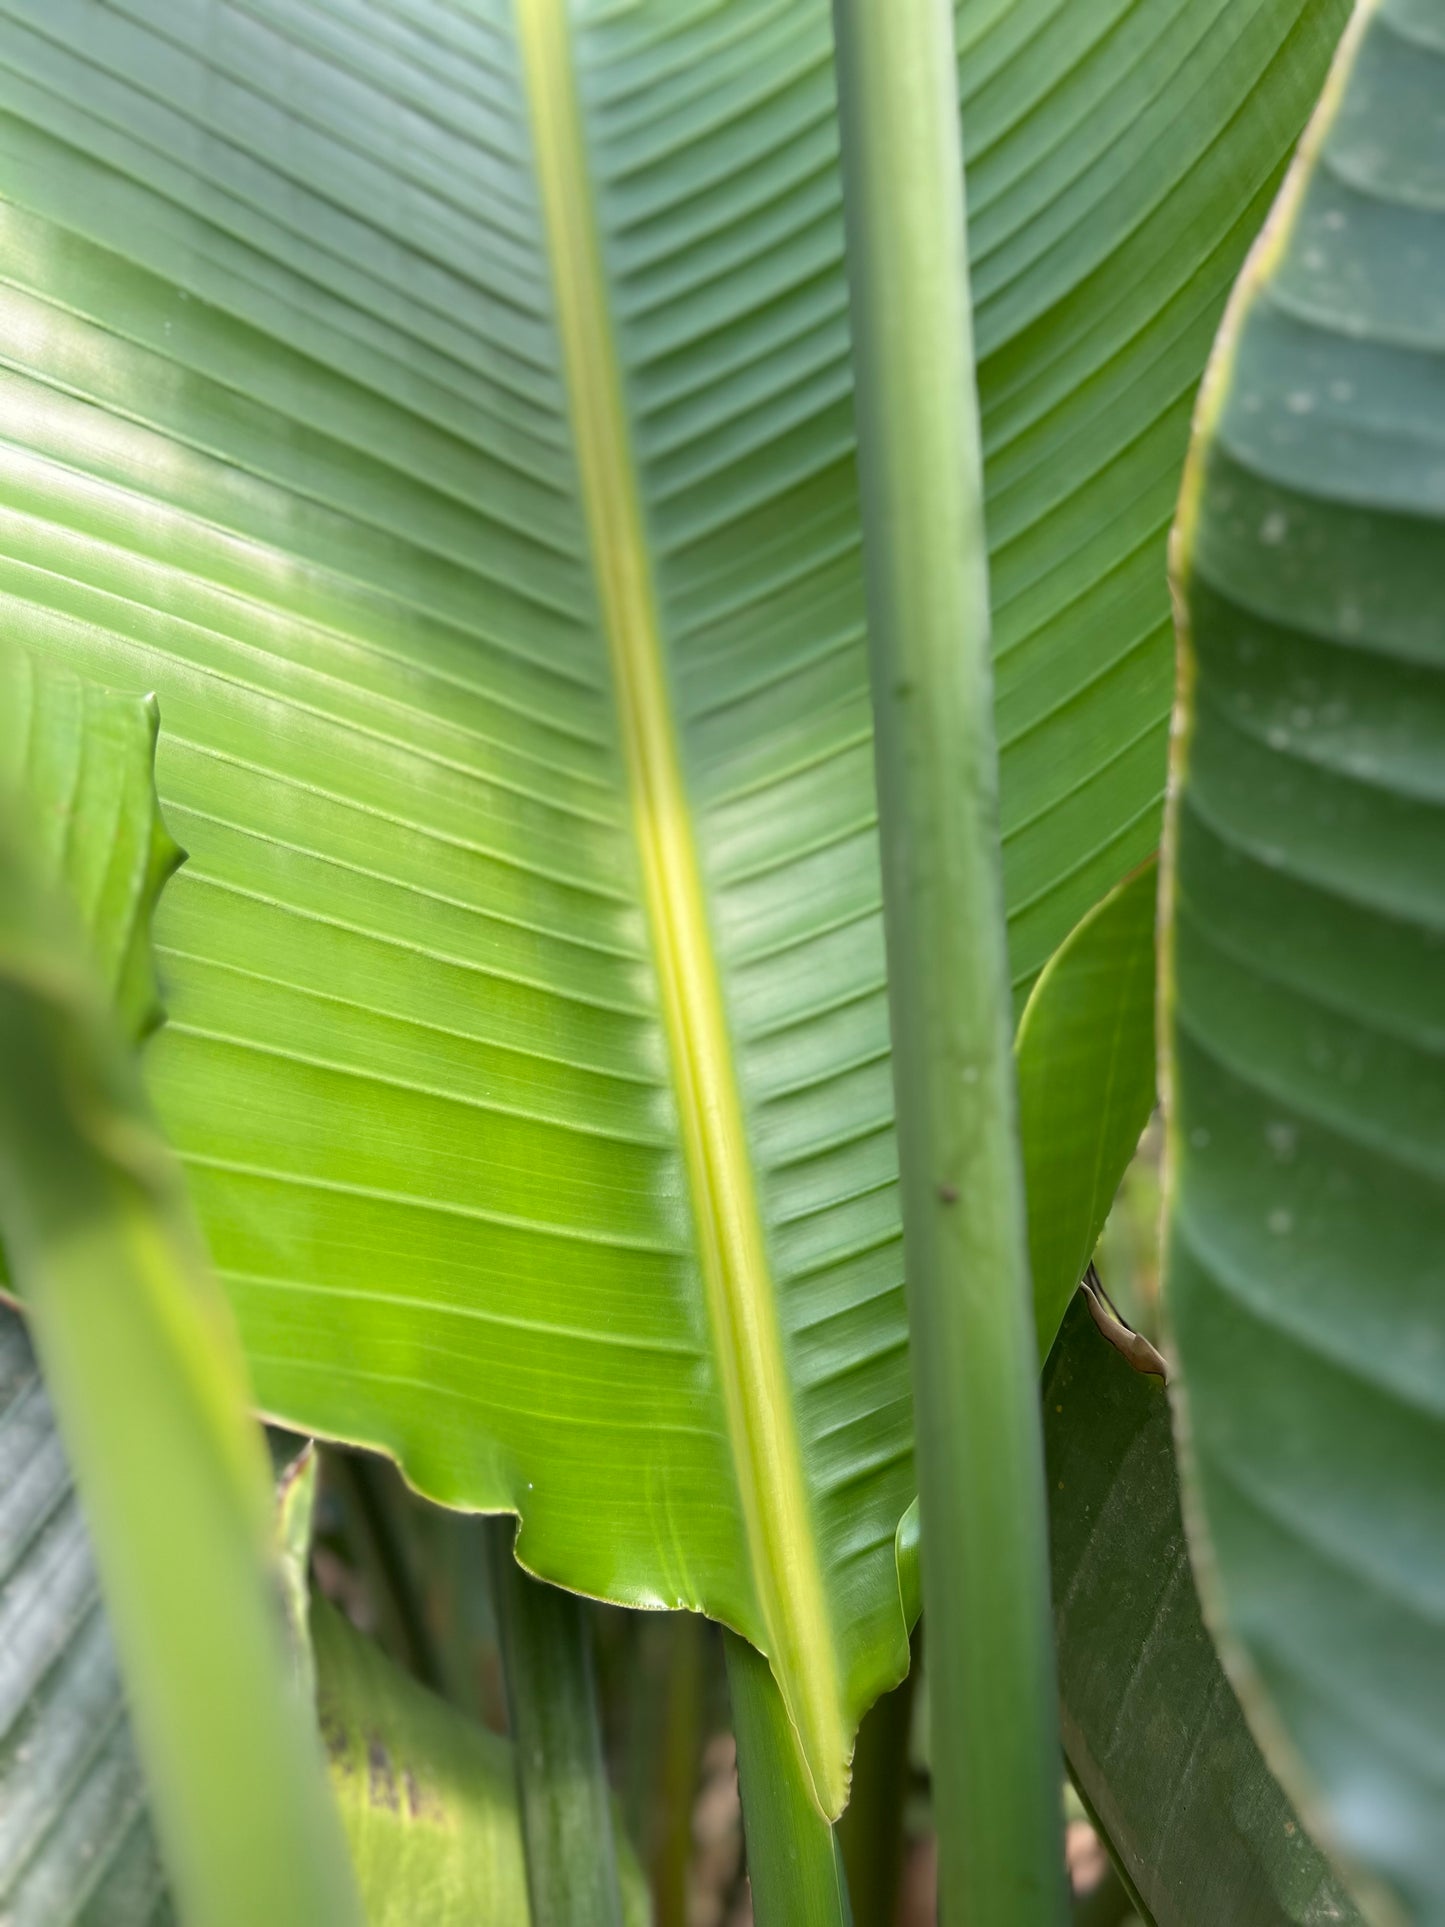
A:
0 645 360 1924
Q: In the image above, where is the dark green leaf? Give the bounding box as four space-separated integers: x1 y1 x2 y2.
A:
1164 0 1445 1913
1047 1298 1361 1927
487 1520 627 1927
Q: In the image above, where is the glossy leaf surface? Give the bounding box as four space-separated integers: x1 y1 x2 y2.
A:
0 0 1345 1806
1018 860 1159 1359
1047 1297 1361 1927
1164 0 1445 1913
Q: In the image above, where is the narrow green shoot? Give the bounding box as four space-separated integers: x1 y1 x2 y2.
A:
831 0 1070 1918
837 1662 914 1927
486 1518 625 1927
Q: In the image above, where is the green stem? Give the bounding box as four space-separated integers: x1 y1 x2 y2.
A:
627 1611 705 1927
332 1449 446 1697
837 1657 915 1927
830 2 1069 1921
724 1631 852 1927
485 1518 625 1927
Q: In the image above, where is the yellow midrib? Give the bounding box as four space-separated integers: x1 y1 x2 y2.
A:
515 0 849 1819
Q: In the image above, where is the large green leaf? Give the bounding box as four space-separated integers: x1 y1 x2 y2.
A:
1047 1297 1361 1927
0 0 1344 1808
1164 0 1445 1915
0 650 360 1925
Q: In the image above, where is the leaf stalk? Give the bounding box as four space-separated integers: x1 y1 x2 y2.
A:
486 1518 626 1927
830 0 1069 1916
725 1630 853 1927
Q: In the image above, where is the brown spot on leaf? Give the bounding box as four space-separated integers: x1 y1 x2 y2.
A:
367 1735 399 1811
317 1701 352 1774
402 1767 447 1824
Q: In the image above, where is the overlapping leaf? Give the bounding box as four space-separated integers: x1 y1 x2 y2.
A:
1165 0 1445 1913
1018 859 1158 1357
0 0 1345 1804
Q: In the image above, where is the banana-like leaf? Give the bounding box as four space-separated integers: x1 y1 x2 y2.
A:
1047 1297 1361 1927
1018 860 1159 1359
0 0 1345 1808
1164 0 1445 1915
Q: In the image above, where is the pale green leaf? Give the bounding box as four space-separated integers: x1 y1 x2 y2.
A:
0 0 1345 1806
312 1597 533 1927
1165 0 1445 1915
1018 860 1159 1360
0 649 182 1041
276 1447 651 1927
312 1588 652 1927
